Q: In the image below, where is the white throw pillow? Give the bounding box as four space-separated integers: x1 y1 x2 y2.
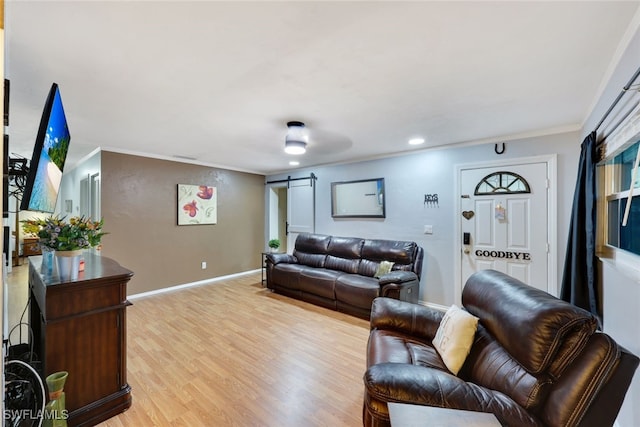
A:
432 304 479 375
374 261 394 278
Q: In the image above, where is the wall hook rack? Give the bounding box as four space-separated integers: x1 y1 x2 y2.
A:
424 194 439 207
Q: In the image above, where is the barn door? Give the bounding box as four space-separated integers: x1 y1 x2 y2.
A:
287 177 315 251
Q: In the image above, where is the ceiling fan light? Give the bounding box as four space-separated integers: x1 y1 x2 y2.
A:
284 140 306 155
285 121 307 155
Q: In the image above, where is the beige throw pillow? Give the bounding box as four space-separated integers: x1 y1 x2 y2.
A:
432 304 479 375
374 261 394 278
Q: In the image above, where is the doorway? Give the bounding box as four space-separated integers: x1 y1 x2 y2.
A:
268 186 288 253
266 175 316 253
455 155 557 302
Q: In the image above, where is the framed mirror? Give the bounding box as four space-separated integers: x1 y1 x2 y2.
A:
331 178 385 218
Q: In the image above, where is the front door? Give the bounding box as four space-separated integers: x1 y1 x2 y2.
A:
460 161 550 293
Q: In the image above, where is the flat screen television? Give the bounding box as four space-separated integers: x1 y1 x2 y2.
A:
20 83 71 213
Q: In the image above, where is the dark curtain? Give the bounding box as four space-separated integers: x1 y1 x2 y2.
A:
561 131 600 322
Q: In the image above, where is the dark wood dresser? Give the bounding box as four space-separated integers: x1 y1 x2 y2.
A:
29 254 134 426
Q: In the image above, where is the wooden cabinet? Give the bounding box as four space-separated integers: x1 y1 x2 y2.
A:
29 254 134 426
23 237 42 256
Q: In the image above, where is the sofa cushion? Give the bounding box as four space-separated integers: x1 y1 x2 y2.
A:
294 252 327 268
367 329 449 372
360 239 418 277
299 268 341 299
295 233 331 253
432 305 478 375
362 239 417 263
358 259 381 278
462 270 598 376
335 274 379 309
271 263 307 290
324 236 363 274
325 256 361 274
293 234 331 268
327 236 364 258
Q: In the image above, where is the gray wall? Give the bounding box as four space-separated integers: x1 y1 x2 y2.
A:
268 130 580 306
581 24 640 427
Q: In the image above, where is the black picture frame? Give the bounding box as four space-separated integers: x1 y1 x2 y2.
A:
331 178 385 218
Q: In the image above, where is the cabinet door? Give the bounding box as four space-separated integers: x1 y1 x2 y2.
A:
46 310 122 412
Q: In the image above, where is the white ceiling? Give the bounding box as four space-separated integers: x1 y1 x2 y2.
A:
5 1 640 175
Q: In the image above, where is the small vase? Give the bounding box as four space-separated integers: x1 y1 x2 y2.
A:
55 250 83 281
41 246 55 276
44 371 68 427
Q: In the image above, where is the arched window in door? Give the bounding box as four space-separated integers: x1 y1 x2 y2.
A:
474 171 531 195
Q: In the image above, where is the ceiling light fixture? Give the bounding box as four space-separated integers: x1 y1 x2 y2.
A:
284 121 307 155
408 137 425 145
289 161 300 166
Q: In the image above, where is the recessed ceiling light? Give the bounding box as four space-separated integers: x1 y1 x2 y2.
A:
289 161 300 166
408 138 425 145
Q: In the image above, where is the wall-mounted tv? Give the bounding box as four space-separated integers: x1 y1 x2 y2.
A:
20 83 71 213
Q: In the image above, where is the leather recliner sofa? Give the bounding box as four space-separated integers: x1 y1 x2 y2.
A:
265 233 423 319
364 269 639 427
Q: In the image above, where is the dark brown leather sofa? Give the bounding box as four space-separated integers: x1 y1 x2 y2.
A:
364 269 639 427
265 233 423 319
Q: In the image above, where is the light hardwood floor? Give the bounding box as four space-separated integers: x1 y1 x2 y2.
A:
7 264 371 426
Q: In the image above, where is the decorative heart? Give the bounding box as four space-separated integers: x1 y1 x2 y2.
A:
462 211 475 220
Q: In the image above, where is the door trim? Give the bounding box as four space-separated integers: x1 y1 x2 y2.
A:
453 154 558 304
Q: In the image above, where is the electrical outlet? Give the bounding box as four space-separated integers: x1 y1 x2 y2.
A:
424 225 433 234
201 261 207 269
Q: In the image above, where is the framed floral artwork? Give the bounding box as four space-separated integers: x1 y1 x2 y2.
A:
177 184 217 225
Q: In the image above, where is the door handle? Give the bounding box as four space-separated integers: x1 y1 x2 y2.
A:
285 221 289 236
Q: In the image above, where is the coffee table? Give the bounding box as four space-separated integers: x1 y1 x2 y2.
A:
388 403 501 427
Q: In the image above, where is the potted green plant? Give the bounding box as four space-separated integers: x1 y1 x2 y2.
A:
268 238 281 253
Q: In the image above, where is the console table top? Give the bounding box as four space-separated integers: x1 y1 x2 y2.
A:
29 253 133 286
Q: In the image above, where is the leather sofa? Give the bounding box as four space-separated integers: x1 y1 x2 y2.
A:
364 269 639 427
265 233 423 319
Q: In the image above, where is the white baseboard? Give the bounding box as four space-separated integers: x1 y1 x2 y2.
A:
129 268 261 300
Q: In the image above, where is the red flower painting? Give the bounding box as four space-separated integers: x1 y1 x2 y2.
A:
177 184 217 225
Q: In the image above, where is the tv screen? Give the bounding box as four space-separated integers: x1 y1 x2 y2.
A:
20 83 71 213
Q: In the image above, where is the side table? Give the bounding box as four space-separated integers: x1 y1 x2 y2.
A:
388 403 501 427
261 251 283 286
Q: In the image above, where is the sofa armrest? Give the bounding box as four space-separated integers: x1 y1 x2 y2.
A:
369 297 443 340
365 363 467 407
364 363 539 426
378 271 417 285
379 271 419 303
265 253 297 265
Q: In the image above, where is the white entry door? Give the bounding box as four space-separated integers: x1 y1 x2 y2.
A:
460 162 550 292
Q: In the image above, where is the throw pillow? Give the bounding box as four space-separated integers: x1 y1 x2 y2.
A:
432 304 479 375
374 261 394 278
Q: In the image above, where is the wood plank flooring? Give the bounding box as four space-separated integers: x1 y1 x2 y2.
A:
98 272 370 426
